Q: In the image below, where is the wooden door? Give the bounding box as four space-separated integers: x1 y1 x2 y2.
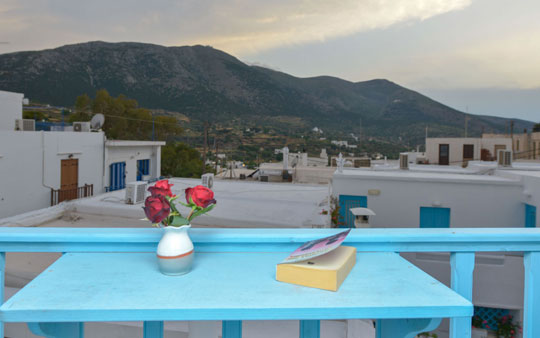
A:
439 144 449 165
60 159 78 202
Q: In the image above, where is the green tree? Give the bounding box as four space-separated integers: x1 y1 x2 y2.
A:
161 142 204 178
533 123 540 132
74 94 91 112
67 111 91 123
73 90 182 141
23 111 46 120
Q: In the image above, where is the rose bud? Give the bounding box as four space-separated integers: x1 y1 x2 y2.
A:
148 180 174 197
143 195 171 224
185 185 217 208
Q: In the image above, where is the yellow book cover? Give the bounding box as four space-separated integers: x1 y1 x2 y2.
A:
276 246 356 291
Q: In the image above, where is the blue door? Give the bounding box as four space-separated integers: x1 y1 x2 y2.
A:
109 162 126 191
137 159 150 181
526 204 537 228
420 207 451 228
338 195 367 228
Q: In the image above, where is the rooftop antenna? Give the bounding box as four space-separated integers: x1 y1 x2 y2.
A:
90 113 105 131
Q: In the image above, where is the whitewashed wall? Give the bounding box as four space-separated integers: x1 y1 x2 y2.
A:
0 131 105 218
0 91 23 131
332 170 525 228
333 169 530 324
104 142 164 187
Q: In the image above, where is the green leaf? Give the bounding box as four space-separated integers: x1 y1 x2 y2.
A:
177 200 191 208
188 203 215 221
170 216 190 227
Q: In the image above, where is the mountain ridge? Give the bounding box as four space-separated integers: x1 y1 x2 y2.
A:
0 41 533 145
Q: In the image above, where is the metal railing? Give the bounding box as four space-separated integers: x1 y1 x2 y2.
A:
50 184 93 206
0 228 538 338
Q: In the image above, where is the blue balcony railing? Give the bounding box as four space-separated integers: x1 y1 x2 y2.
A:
0 227 538 338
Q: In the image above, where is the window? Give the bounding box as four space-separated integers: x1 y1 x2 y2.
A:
137 159 150 181
420 207 450 228
109 162 126 191
463 144 474 160
516 140 520 151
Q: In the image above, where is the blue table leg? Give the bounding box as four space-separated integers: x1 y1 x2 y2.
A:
144 321 164 338
0 252 5 338
376 318 441 338
300 320 320 338
524 252 540 338
450 252 474 338
222 320 242 338
28 322 84 338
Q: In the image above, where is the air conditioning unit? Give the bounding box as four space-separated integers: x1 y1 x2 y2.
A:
73 122 91 132
125 182 147 204
399 153 409 170
201 173 214 189
498 150 512 167
14 119 35 131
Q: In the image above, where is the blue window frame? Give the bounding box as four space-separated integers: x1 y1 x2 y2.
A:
137 159 150 181
109 162 126 191
420 207 450 228
338 195 367 228
525 204 537 228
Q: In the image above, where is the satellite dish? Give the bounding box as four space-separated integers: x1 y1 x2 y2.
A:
90 114 105 130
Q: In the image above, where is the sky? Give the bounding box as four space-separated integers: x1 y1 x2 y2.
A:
0 0 538 122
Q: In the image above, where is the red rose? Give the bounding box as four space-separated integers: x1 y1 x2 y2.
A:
142 195 170 224
185 185 216 208
148 180 174 197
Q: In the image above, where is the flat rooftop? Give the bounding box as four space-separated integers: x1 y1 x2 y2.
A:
1 178 330 229
335 167 521 185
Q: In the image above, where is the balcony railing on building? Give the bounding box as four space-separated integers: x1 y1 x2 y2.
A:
0 228 538 338
50 184 93 206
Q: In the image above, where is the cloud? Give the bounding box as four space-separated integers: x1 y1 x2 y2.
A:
182 0 473 54
387 29 540 90
0 0 472 55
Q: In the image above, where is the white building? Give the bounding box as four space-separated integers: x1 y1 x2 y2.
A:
331 162 540 337
105 140 164 189
426 136 512 166
0 90 24 131
331 140 348 147
0 91 165 218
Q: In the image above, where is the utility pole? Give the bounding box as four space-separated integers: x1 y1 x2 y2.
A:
202 121 208 175
152 114 155 141
510 120 515 152
464 106 469 138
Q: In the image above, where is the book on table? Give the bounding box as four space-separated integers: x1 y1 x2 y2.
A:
276 229 356 292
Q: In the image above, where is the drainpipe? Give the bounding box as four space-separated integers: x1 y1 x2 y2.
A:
41 131 54 190
102 132 107 192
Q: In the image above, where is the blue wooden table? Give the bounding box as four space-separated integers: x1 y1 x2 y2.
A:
0 250 472 338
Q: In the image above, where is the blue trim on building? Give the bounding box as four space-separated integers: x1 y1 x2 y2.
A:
137 159 150 181
338 195 367 228
526 204 537 228
109 162 126 191
420 207 451 228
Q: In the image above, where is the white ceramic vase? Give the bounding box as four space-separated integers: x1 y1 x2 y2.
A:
157 224 194 275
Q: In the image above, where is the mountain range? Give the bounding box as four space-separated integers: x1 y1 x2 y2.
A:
0 41 533 146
